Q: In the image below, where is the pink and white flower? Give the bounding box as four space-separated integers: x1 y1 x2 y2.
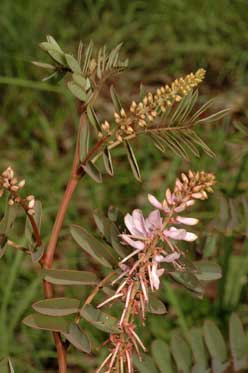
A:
120 209 162 250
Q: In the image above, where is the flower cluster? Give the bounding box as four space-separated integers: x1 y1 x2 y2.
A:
99 69 206 142
0 166 36 215
97 170 215 373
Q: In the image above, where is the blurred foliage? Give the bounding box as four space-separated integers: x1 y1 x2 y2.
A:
0 0 248 372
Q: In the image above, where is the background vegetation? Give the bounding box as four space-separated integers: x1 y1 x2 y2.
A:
0 0 248 371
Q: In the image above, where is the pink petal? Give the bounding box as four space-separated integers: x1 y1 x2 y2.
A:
176 216 199 225
164 227 187 240
192 192 204 199
184 232 198 241
165 188 173 204
146 210 162 230
120 234 145 250
151 264 160 290
132 209 149 235
155 252 180 263
148 194 163 210
124 213 141 236
186 200 195 207
174 203 186 213
157 268 165 277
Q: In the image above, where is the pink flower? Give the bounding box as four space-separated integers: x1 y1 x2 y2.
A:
120 209 162 250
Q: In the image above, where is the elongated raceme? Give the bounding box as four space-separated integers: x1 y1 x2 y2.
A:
96 170 215 373
99 69 206 142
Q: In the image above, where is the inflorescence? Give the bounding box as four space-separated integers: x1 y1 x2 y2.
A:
97 170 215 373
99 69 206 142
0 166 36 216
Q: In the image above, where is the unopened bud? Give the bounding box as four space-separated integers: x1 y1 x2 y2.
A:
8 199 14 206
18 179 25 188
27 208 35 216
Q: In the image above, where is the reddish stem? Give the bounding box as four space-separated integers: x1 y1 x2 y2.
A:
41 114 106 372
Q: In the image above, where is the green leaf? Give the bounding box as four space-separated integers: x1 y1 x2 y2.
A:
81 304 120 333
107 43 123 70
229 313 248 370
194 261 222 281
151 134 166 153
65 54 81 73
93 212 126 258
110 85 122 113
62 322 91 353
67 81 87 101
32 61 55 70
0 202 18 257
151 340 173 373
42 269 98 286
109 224 127 258
72 73 87 88
147 294 167 315
124 140 142 182
32 298 80 316
82 161 102 183
23 313 69 333
203 320 228 363
0 203 18 235
46 35 64 53
93 211 112 241
39 42 65 65
133 354 159 373
192 364 210 373
103 147 114 176
82 41 94 75
86 106 101 131
70 224 117 268
79 121 90 162
197 108 230 124
170 272 204 294
0 237 8 258
190 328 208 368
171 330 192 373
31 245 45 263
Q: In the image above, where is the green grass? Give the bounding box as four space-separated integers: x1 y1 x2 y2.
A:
1 0 248 371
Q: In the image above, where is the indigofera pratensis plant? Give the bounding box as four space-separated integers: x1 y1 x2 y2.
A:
0 36 229 372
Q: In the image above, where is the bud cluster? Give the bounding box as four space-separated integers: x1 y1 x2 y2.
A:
0 166 36 216
149 170 215 214
99 69 206 143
